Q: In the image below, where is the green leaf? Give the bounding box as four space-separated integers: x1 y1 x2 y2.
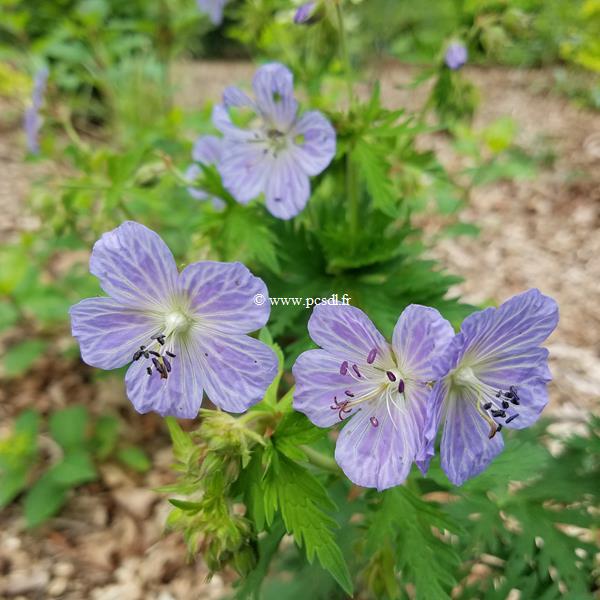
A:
0 469 29 508
117 446 152 472
48 451 97 487
49 406 90 451
24 473 69 527
3 339 47 377
93 415 120 459
0 301 18 332
272 412 327 462
352 138 397 216
263 454 353 595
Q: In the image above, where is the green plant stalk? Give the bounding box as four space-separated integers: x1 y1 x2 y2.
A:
300 445 341 473
334 1 360 244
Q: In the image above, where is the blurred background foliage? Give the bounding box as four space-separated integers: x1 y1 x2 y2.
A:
0 0 598 598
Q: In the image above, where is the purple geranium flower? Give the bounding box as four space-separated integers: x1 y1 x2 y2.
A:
185 135 225 209
444 42 468 70
70 221 278 419
213 63 336 220
24 67 49 154
292 303 453 490
425 289 559 485
197 0 228 25
294 2 317 24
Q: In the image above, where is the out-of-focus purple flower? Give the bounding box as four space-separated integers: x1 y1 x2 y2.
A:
70 221 278 419
424 289 558 486
212 63 336 220
292 303 453 490
23 67 49 154
197 0 228 25
444 42 468 70
185 135 225 209
294 1 317 24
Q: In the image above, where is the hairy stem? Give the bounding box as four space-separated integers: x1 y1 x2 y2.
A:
301 445 341 473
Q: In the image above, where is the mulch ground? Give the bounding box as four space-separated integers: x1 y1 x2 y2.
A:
0 61 598 599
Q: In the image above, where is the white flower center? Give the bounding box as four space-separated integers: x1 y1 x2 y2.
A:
164 311 192 336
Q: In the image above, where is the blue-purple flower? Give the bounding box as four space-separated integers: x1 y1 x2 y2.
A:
212 63 336 220
185 135 225 209
294 2 317 24
444 42 468 70
425 289 559 485
292 303 453 490
197 0 228 25
70 221 278 419
24 67 49 154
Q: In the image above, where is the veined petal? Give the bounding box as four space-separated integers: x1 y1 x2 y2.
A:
223 85 255 110
440 387 504 486
185 164 209 201
460 289 558 366
392 304 454 381
212 104 256 141
334 398 420 490
125 335 204 419
198 333 278 413
292 349 376 427
264 153 310 219
178 261 270 334
416 380 446 474
290 111 336 176
219 137 271 203
70 297 157 370
252 63 298 130
89 221 179 310
192 135 223 165
308 303 393 367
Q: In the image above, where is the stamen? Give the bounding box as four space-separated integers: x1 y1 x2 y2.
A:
491 409 506 418
398 379 405 394
132 350 143 361
345 390 355 397
149 350 161 357
370 416 379 427
488 422 498 439
367 348 377 364
352 364 362 378
483 402 492 410
505 414 519 424
146 367 152 375
340 361 348 375
166 351 176 358
496 424 503 432
163 356 172 373
386 371 396 382
502 400 510 409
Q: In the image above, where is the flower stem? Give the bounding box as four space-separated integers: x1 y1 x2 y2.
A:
334 1 360 244
300 445 341 473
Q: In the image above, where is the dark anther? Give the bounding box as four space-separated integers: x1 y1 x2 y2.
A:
163 357 172 373
340 361 348 375
140 345 146 350
352 364 362 378
370 416 379 428
505 414 519 424
149 350 161 357
495 390 502 397
345 390 355 397
483 402 492 410
502 400 510 409
496 424 503 432
133 350 143 361
386 371 397 382
398 380 405 394
504 391 514 399
367 348 377 364
152 357 161 370
491 409 506 418
146 367 152 375
509 385 520 404
166 351 176 358
151 334 166 345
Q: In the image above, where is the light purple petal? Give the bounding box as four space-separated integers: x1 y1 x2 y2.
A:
178 261 270 334
392 304 454 381
223 86 255 110
334 398 421 490
198 333 278 412
185 164 209 201
212 104 256 141
307 303 393 367
440 387 504 486
264 154 310 219
89 221 179 310
70 297 157 370
292 349 375 427
290 111 336 176
445 43 468 70
125 336 204 419
460 289 558 368
219 138 271 203
197 0 227 25
294 1 316 24
252 63 298 130
192 135 223 165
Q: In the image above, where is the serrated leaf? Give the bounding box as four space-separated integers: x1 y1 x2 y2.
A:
24 473 69 527
49 451 97 486
3 339 48 377
49 406 89 451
